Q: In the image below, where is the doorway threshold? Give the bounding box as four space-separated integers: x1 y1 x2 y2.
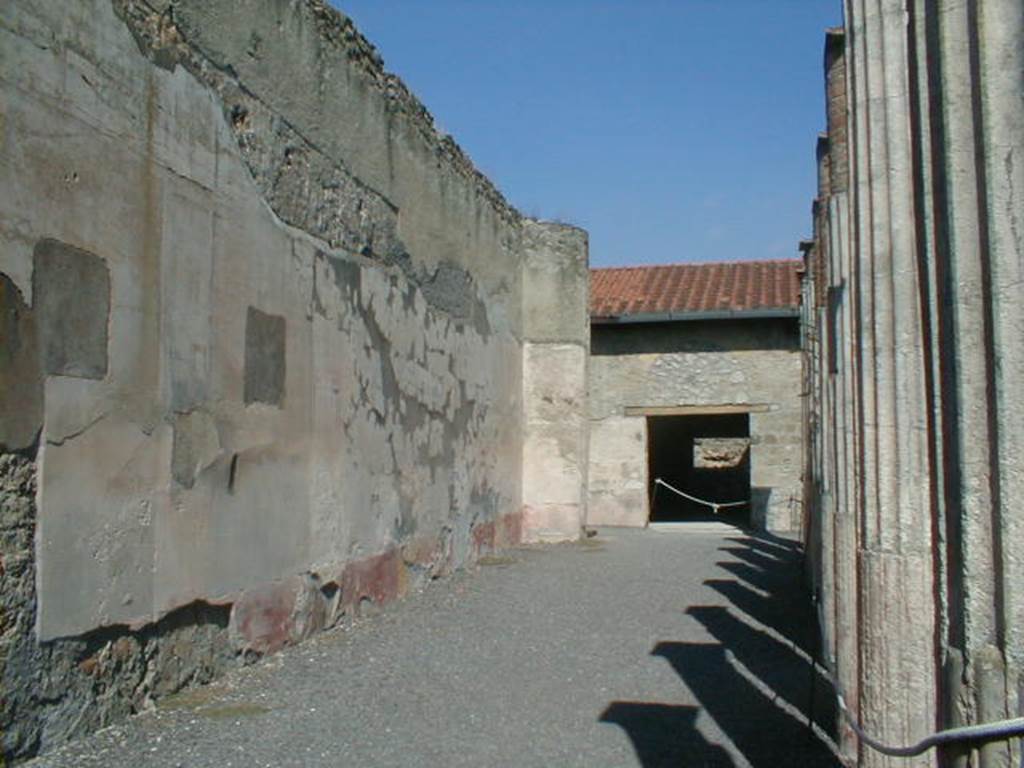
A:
647 521 745 534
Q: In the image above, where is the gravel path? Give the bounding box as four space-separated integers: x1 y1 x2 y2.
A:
28 527 841 767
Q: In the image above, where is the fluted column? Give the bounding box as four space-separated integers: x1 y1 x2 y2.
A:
849 3 937 765
843 4 873 755
823 24 861 764
930 1 1016 766
978 0 1024 764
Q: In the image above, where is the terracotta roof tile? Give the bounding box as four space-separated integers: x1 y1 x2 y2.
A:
591 260 802 318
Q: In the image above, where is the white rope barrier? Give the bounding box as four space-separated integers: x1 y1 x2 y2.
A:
653 478 1024 755
653 477 749 515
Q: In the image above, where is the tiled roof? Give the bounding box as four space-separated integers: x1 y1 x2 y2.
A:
590 260 802 319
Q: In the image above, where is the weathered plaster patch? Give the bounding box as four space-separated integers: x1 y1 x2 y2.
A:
171 409 221 488
586 416 648 527
308 247 513 559
521 342 587 541
33 239 110 380
243 307 286 407
111 0 504 329
519 221 589 542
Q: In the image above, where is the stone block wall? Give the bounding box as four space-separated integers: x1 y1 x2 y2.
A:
587 415 647 528
520 221 589 542
587 318 802 533
0 0 587 759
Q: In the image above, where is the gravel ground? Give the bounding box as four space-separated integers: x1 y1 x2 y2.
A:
27 527 841 768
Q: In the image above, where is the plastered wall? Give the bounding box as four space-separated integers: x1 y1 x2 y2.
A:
2 0 527 640
520 221 589 542
0 0 588 757
587 319 802 533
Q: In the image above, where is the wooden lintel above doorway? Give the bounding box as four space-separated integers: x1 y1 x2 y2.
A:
624 404 772 417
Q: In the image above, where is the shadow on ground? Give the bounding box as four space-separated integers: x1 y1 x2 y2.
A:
600 532 842 768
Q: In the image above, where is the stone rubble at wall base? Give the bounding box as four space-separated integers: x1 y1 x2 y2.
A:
0 452 523 761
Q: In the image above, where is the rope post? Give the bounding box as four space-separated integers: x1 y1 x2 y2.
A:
807 593 818 745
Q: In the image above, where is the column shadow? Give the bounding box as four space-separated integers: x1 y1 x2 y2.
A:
599 532 841 768
653 642 839 768
599 702 735 768
686 605 838 741
704 578 813 654
725 533 800 556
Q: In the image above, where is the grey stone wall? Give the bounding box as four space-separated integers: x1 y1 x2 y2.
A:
588 318 802 533
0 0 588 759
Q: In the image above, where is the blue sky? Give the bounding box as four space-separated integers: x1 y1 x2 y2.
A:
331 2 843 268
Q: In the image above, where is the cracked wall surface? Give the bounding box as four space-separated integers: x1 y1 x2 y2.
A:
0 0 587 759
588 319 802 533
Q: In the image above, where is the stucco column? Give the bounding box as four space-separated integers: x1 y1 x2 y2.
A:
819 28 862 762
816 3 1023 764
864 2 937 764
932 8 1007 767
520 220 589 542
839 2 939 764
842 1 873 756
979 2 1024 758
856 2 902 761
936 0 999 653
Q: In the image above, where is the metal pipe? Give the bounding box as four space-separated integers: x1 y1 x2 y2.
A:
812 599 1024 758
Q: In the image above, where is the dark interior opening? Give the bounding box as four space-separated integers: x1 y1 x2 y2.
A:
648 413 751 525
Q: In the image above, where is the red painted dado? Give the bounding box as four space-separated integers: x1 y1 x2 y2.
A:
340 548 408 612
521 504 541 533
495 510 523 547
229 577 325 655
230 516 525 655
472 510 524 555
471 520 496 554
231 581 298 655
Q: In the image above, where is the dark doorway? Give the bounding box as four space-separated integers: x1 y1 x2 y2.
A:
648 413 751 525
